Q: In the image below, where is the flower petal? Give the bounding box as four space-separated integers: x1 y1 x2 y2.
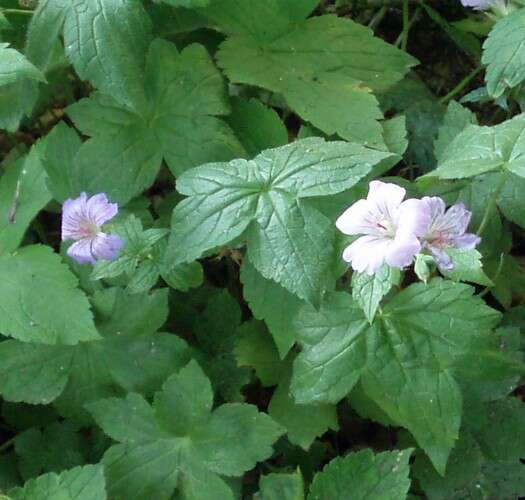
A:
336 199 376 236
62 192 89 241
67 238 96 265
386 233 421 268
342 235 391 275
91 233 123 262
427 245 454 272
421 196 446 223
86 193 119 227
453 233 481 250
367 181 406 221
397 199 431 237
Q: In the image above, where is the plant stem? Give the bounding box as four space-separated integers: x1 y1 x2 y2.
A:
478 252 504 298
2 9 33 15
401 0 409 50
439 66 483 105
394 7 421 47
368 6 388 30
0 437 15 454
476 171 508 236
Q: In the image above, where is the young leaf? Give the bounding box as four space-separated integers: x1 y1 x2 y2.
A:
87 360 284 500
168 138 394 303
0 245 99 345
210 2 416 146
351 265 400 323
308 449 412 500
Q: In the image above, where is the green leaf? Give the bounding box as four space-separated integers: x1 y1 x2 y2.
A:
168 138 394 303
213 5 416 146
0 288 189 414
425 114 525 180
8 465 106 500
192 289 251 401
362 280 500 473
246 195 334 306
25 0 69 73
413 432 483 500
269 367 338 450
0 341 71 404
226 97 288 157
258 471 305 500
291 280 501 473
308 449 412 500
0 142 52 255
0 43 45 87
382 115 408 156
468 397 525 463
15 422 87 480
63 0 152 111
41 122 82 202
65 39 243 204
441 248 492 286
482 8 525 98
160 260 203 292
88 360 284 500
0 245 99 345
240 259 302 358
291 292 369 404
235 320 284 387
434 101 477 162
351 265 400 323
143 39 245 176
159 0 210 6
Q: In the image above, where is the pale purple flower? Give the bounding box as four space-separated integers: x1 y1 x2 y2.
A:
460 0 505 10
420 197 480 272
62 192 123 265
336 181 431 275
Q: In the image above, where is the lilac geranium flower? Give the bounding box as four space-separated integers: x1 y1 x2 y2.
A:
460 0 506 10
336 181 431 275
61 192 123 265
420 197 481 272
460 0 492 9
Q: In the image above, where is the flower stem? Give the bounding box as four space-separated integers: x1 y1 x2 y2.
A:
476 171 509 236
439 66 483 105
401 0 409 51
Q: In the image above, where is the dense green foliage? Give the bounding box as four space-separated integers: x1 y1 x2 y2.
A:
1 0 525 498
